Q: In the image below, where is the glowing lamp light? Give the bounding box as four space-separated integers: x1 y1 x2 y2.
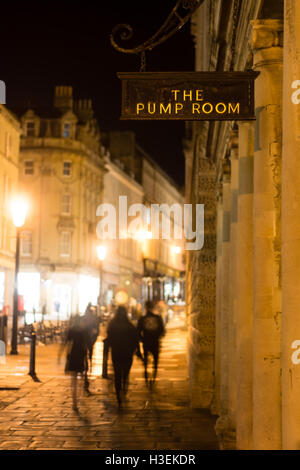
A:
173 246 182 254
135 230 153 241
11 198 28 228
97 245 107 261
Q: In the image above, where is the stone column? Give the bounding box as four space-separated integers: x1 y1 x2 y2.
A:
282 1 300 450
215 160 235 449
188 158 216 408
211 182 223 417
236 121 254 450
251 19 283 450
228 130 239 436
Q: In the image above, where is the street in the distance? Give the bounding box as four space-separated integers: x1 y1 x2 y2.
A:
0 319 218 450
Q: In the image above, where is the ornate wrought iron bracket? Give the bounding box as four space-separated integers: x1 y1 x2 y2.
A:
110 0 205 70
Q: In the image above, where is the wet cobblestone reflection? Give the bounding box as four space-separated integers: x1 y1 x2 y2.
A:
0 325 218 450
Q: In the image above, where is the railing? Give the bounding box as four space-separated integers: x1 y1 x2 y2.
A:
18 320 68 345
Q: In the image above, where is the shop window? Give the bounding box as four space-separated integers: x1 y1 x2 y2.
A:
18 272 40 312
0 271 4 310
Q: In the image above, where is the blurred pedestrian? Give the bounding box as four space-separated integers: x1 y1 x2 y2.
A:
102 336 110 379
137 300 165 387
58 315 88 411
82 304 100 391
0 309 8 345
106 305 139 408
101 302 115 378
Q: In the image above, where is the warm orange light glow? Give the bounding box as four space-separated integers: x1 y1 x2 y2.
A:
173 246 182 254
11 197 28 228
97 245 107 261
135 230 153 241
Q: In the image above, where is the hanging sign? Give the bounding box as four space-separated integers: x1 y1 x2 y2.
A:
118 71 259 121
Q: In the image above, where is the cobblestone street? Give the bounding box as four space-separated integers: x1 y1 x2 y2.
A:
0 323 218 450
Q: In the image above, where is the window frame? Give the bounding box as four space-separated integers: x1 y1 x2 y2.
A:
60 231 71 257
25 121 35 137
62 160 72 177
24 160 34 176
62 122 71 138
61 193 72 215
21 230 33 257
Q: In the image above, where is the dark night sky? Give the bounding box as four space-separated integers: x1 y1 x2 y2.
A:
0 0 195 187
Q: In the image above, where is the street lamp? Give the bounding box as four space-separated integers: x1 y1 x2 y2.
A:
10 197 28 355
97 245 107 308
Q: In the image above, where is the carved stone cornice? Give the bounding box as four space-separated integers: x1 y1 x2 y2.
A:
230 128 239 160
251 19 283 51
222 157 231 184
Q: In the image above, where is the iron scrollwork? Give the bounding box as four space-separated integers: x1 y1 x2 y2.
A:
110 0 204 60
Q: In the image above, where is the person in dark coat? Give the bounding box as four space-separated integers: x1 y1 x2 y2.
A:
106 305 139 407
82 305 100 391
137 300 165 387
59 315 88 411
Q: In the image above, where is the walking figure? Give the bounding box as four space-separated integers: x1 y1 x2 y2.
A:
59 315 88 411
102 302 116 378
82 303 100 391
137 300 165 387
106 306 139 408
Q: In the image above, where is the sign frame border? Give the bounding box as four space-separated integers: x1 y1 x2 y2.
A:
117 71 260 121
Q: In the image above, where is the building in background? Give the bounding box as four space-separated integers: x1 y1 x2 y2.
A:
101 151 144 307
16 86 106 322
104 131 185 312
0 104 21 323
11 89 185 323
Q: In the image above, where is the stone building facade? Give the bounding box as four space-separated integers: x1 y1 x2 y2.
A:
0 105 21 320
101 153 144 305
183 0 300 450
104 131 185 309
13 91 185 321
16 86 106 319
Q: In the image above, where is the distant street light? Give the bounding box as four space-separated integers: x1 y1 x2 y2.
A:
97 245 107 307
10 197 28 355
136 230 152 241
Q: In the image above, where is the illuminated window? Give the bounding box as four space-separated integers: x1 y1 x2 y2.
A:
63 122 71 138
18 272 40 312
63 161 72 176
24 160 34 175
21 231 32 256
0 272 4 310
79 275 99 314
61 193 71 215
60 231 71 257
26 121 35 137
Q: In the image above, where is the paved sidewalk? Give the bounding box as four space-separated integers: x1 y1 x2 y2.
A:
0 325 218 450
